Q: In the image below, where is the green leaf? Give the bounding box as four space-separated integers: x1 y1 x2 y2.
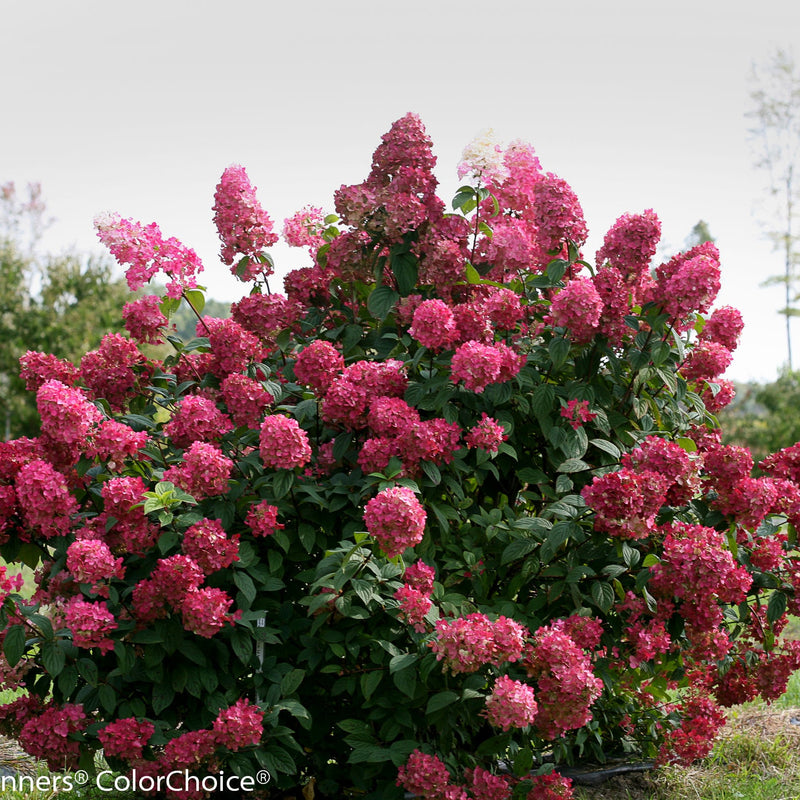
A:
234 571 257 605
590 439 621 459
549 336 571 369
367 285 399 319
3 625 25 667
501 538 538 565
183 289 206 315
281 668 306 696
391 249 419 296
152 683 174 715
230 627 253 665
426 690 459 715
41 640 65 677
556 458 589 473
767 591 788 624
272 469 295 500
420 461 441 486
360 670 383 700
77 658 99 686
591 581 615 612
98 684 117 714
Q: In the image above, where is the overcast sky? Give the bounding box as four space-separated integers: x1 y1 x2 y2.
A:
3 0 800 382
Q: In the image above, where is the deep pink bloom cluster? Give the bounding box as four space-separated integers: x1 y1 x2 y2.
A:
464 766 512 800
394 584 432 632
621 436 698 506
484 287 524 330
163 441 233 500
430 613 527 673
595 209 661 285
18 701 86 770
220 373 273 428
86 419 148 467
681 340 733 383
526 773 574 800
259 414 312 470
323 359 407 429
405 561 435 593
94 212 203 298
18 351 78 393
66 538 124 586
163 728 217 769
122 295 167 344
700 305 744 351
165 394 233 449
549 277 603 344
396 749 451 798
649 522 751 631
182 518 239 574
98 718 155 760
200 316 263 379
181 586 237 638
231 291 303 340
294 340 344 394
656 245 721 326
484 675 538 730
80 333 148 411
37 379 102 450
523 626 603 739
364 486 426 558
409 299 460 351
64 596 117 654
657 696 726 765
368 397 420 439
532 172 588 259
550 615 604 652
244 501 284 537
700 379 736 413
581 468 669 539
212 697 264 751
282 205 326 252
15 459 78 539
560 399 596 431
761 441 800 483
213 164 278 270
465 414 507 452
450 340 524 393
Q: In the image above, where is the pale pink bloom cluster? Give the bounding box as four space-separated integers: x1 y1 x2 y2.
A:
430 613 528 674
282 205 326 252
221 373 273 429
294 340 345 394
484 675 538 730
212 697 264 750
18 701 86 770
457 128 506 182
465 414 507 453
18 351 78 393
94 212 203 298
122 295 168 344
64 596 117 654
165 394 233 449
213 164 278 271
181 518 239 574
259 414 312 470
523 626 603 739
549 277 604 344
450 340 524 393
98 718 155 760
595 209 661 284
15 459 78 539
559 400 596 431
80 333 147 411
231 292 304 340
163 441 234 500
244 500 284 537
363 486 426 558
409 299 460 351
66 539 125 586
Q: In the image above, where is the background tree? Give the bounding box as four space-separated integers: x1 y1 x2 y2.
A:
0 183 130 439
748 48 800 370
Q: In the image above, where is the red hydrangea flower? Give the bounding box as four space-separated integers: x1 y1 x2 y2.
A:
484 675 538 730
15 459 78 539
364 486 427 558
404 561 435 594
245 501 284 537
122 294 168 344
451 341 524 393
294 340 344 394
465 414 507 453
231 292 303 339
409 299 460 351
164 394 233 449
37 379 102 450
394 584 432 631
200 316 263 379
464 766 512 800
66 539 125 585
549 277 603 344
80 333 149 411
430 613 527 673
560 399 596 430
396 749 451 798
64 597 117 654
18 351 78 393
98 718 154 760
181 587 236 638
700 305 744 351
85 419 147 466
181 518 239 574
595 209 661 286
213 698 264 751
163 441 233 500
18 702 86 770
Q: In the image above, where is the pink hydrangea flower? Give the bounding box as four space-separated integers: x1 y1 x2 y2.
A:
122 295 168 344
15 459 78 539
64 597 117 654
595 209 661 285
201 316 263 379
464 766 512 800
213 164 279 271
181 587 236 638
533 172 588 259
409 299 460 351
363 486 426 558
450 341 524 393
66 539 125 585
213 697 264 751
484 675 538 730
259 414 312 470
396 749 451 798
163 441 233 500
231 292 304 339
282 205 326 253
430 613 528 673
404 561 435 594
526 773 574 800
165 394 233 449
85 419 148 467
221 373 273 429
700 305 744 351
560 399 597 430
37 380 102 450
80 333 148 411
151 554 205 607
465 414 507 453
681 341 732 383
549 277 603 344
18 702 86 770
394 584 432 631
245 501 284 537
98 718 155 760
181 518 239 574
18 351 78 393
367 397 420 439
294 340 344 394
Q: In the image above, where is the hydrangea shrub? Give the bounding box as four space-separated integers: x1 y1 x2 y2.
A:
1 113 799 799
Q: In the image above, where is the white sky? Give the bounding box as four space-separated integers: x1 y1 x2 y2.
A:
3 0 799 382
